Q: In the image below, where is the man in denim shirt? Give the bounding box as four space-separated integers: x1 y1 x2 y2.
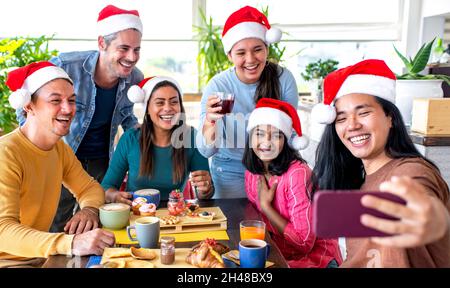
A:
17 5 144 232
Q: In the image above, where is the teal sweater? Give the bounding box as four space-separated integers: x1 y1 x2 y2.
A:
101 127 209 199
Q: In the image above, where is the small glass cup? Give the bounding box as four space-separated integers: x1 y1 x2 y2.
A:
212 92 235 114
240 220 266 240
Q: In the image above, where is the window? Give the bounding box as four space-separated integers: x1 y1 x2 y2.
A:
1 0 404 94
207 0 403 40
206 0 403 92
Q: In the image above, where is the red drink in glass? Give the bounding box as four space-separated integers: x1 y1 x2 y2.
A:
213 92 235 114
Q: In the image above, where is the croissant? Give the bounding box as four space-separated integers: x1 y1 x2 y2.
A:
185 242 225 268
191 238 230 255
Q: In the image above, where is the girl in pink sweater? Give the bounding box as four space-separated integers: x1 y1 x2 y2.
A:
242 98 342 268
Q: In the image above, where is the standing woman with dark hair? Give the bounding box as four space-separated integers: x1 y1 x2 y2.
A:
311 59 450 268
243 98 342 268
197 6 299 198
102 76 214 203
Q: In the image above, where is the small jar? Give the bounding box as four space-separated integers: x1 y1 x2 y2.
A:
168 193 185 216
160 236 176 265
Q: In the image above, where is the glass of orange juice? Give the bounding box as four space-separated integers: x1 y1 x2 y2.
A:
240 220 266 240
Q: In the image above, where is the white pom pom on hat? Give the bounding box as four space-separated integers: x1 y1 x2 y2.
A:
127 84 145 104
8 89 31 110
247 98 309 150
311 103 337 125
291 135 309 150
311 59 397 124
221 6 282 53
265 27 282 44
128 76 183 106
5 61 72 109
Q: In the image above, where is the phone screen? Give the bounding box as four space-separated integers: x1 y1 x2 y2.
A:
312 190 407 238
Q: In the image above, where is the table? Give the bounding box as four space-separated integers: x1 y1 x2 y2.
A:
42 198 289 268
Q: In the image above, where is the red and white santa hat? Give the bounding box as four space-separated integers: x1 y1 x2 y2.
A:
247 98 308 150
97 5 143 36
128 76 183 106
222 6 282 53
311 59 397 124
6 61 72 109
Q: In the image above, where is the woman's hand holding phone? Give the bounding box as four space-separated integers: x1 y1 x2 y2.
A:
361 176 450 248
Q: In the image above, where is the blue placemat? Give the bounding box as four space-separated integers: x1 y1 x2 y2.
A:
86 255 102 268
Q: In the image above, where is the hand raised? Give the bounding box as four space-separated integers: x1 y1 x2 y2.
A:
361 176 450 248
190 170 213 199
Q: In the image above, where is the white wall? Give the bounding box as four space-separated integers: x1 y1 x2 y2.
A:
422 0 450 18
421 0 450 44
400 0 450 65
401 0 423 59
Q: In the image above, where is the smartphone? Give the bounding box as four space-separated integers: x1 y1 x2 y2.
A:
312 190 407 238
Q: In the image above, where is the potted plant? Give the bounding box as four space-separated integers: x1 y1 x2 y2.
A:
301 59 339 102
394 38 450 125
193 9 231 91
0 35 58 135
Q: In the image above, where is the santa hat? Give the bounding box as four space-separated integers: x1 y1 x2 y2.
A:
311 59 397 124
222 6 282 53
247 98 308 150
97 5 143 36
128 76 183 106
6 61 72 109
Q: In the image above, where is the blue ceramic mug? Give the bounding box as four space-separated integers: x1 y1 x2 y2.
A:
131 189 160 207
126 216 160 248
239 239 270 268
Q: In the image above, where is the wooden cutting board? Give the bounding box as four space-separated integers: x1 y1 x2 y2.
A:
131 206 227 234
101 247 195 268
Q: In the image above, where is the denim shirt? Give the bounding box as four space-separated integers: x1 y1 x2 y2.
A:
16 50 144 159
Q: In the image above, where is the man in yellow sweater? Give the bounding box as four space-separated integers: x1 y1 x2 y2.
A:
0 62 115 268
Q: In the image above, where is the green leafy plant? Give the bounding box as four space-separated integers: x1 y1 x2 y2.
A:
301 59 339 81
0 35 58 134
393 38 450 84
433 38 445 57
194 9 231 90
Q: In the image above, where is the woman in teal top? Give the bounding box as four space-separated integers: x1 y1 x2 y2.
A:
102 76 213 203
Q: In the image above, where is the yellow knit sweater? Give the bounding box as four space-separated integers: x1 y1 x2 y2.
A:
0 129 105 267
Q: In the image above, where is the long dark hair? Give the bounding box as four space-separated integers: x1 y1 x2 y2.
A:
139 81 187 183
310 96 439 199
254 61 282 102
242 132 305 176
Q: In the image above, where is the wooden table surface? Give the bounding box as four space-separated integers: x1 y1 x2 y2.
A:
42 198 289 268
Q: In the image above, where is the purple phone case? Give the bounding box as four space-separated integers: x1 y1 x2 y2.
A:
312 190 407 238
